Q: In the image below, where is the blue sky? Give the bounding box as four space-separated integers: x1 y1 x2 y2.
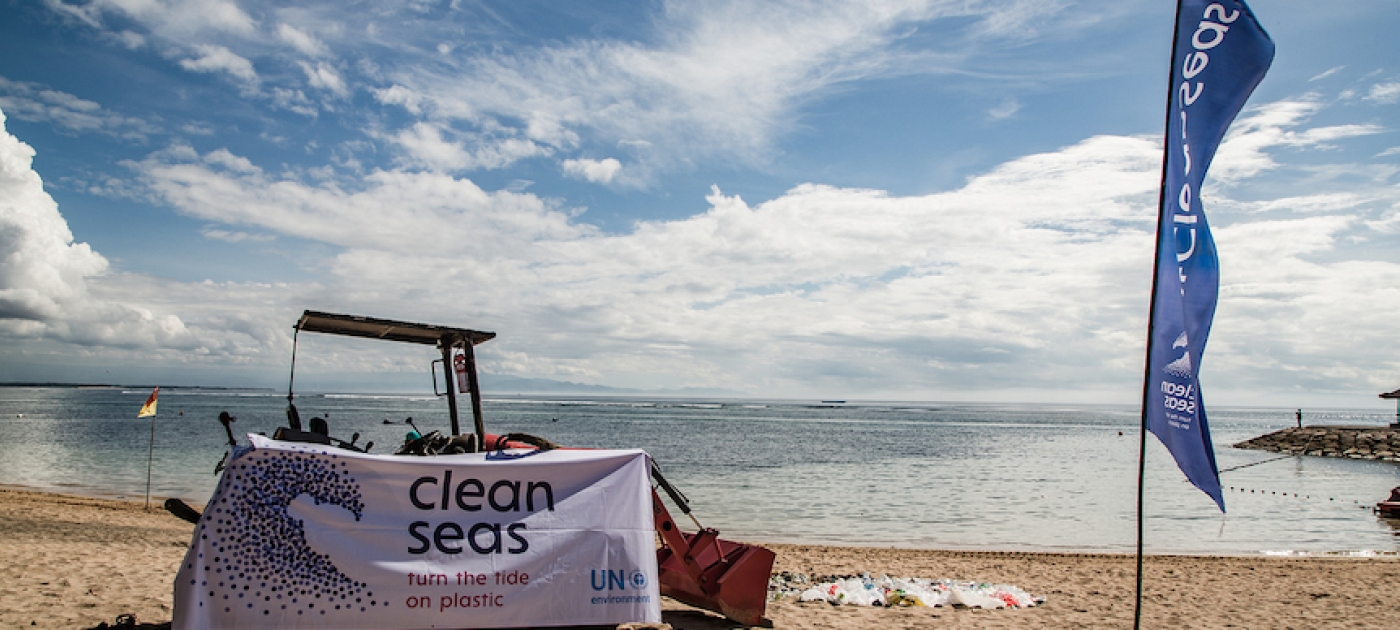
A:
0 0 1397 407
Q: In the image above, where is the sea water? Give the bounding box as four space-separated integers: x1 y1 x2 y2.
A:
0 386 1396 555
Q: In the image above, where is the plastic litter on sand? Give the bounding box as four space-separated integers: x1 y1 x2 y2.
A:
769 572 1043 609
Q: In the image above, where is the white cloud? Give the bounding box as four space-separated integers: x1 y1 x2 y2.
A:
0 110 105 321
1210 216 1400 393
278 23 327 57
1365 81 1400 104
114 131 1164 394
988 99 1019 120
181 121 216 136
43 2 361 112
1308 66 1344 82
1211 98 1384 183
109 89 1400 398
271 87 317 117
388 122 549 172
378 0 1051 180
179 44 259 86
203 148 260 174
390 123 471 171
128 143 585 257
299 61 347 97
201 227 274 243
0 77 158 140
0 108 196 347
373 85 425 115
115 30 146 49
38 0 1098 186
46 0 256 39
562 158 622 184
0 2 1392 401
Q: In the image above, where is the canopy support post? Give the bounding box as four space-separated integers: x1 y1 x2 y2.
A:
439 336 462 437
462 340 486 441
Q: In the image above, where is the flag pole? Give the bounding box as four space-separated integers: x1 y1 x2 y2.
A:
146 411 156 509
1136 1 1187 626
139 386 160 510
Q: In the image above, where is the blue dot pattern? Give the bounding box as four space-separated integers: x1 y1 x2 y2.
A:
186 446 382 618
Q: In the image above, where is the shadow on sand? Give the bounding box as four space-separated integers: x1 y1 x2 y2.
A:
84 607 757 630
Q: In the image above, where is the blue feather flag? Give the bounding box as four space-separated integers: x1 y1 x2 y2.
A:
1145 0 1273 511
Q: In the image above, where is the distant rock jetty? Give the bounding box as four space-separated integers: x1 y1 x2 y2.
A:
1234 426 1400 462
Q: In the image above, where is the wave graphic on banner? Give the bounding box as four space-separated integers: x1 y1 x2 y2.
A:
187 446 374 618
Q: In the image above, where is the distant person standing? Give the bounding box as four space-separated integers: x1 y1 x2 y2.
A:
1296 409 1302 428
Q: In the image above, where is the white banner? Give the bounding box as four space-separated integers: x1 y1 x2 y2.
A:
174 437 660 629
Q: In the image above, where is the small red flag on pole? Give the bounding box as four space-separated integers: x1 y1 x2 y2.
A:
138 386 159 418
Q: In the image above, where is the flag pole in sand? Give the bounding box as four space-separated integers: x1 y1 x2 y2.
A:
1136 1 1272 626
138 386 160 509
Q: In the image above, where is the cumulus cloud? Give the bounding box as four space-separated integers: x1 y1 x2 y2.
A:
110 88 1400 398
127 142 585 256
562 158 622 184
114 130 1163 394
1210 216 1400 393
0 111 305 369
4 2 1394 400
0 111 107 321
0 108 196 347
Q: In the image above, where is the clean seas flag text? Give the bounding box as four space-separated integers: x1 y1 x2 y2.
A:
1145 0 1273 511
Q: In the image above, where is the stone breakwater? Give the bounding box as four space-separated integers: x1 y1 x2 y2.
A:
1233 426 1400 462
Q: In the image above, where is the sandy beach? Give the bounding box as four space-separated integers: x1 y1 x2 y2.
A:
3 487 1398 629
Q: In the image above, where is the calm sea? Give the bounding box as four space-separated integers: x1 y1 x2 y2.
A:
1 386 1396 555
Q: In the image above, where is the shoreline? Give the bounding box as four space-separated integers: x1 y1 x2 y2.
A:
5 481 1398 559
4 488 1400 629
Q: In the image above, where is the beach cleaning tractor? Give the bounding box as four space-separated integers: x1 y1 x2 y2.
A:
168 310 775 627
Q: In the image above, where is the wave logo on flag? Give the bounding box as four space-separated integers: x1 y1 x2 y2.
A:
137 386 159 418
1145 0 1273 512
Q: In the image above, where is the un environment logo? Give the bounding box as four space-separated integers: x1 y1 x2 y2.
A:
590 568 648 591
